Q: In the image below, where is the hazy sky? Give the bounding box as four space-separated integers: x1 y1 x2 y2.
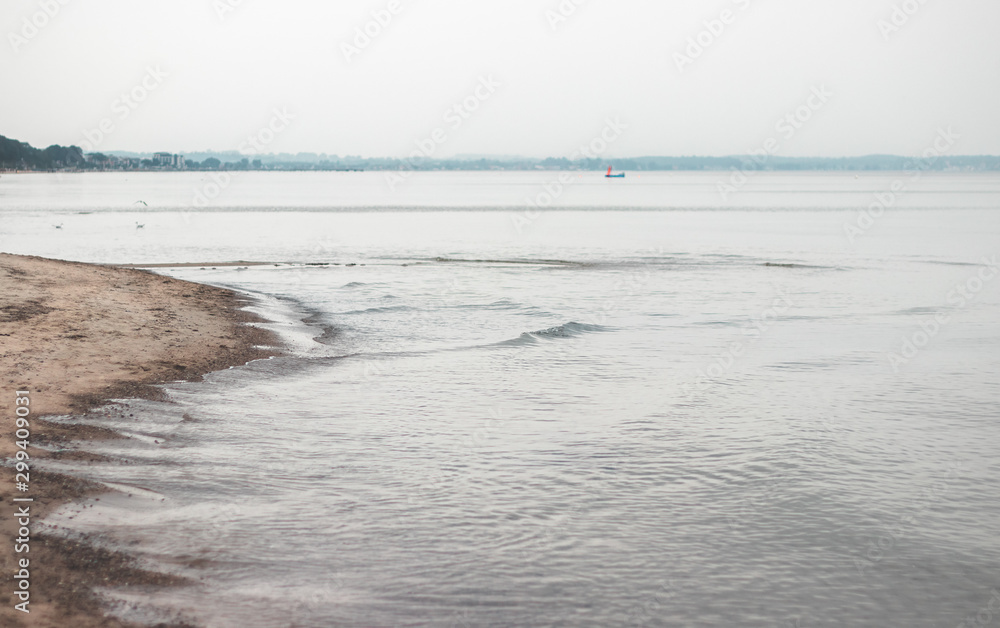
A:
3 0 998 158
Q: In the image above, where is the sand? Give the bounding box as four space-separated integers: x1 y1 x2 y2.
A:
0 253 281 627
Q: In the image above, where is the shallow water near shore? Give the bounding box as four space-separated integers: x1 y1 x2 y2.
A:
4 171 1000 627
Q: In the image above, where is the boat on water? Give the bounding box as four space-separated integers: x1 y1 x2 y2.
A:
605 166 625 178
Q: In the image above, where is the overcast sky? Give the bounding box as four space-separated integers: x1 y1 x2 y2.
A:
3 0 998 158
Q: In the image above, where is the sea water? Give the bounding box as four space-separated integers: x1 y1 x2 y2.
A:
2 171 1000 627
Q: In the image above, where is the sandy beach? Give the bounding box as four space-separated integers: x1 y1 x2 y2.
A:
0 253 279 627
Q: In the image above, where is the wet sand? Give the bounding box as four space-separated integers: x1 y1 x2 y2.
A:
0 253 280 627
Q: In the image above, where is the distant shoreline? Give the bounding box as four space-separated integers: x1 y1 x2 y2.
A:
4 164 1000 175
6 131 1000 173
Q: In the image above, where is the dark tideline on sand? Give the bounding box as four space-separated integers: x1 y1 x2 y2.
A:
0 253 280 628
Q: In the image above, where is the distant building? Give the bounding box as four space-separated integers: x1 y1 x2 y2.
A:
86 154 112 169
152 152 185 169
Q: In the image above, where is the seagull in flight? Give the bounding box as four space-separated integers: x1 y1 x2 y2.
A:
134 200 148 206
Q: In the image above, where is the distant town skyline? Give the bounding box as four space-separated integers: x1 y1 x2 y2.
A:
3 0 999 159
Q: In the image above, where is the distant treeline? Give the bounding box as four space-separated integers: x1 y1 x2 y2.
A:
111 152 1000 172
3 134 999 172
548 155 1000 172
0 135 84 170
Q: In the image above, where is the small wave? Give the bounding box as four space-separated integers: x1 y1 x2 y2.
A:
921 259 980 267
768 361 834 371
429 256 583 266
480 299 522 310
492 321 611 347
493 335 541 348
313 325 341 346
760 262 827 269
693 320 738 327
450 299 551 315
896 306 946 316
339 305 418 315
530 321 609 338
341 281 367 288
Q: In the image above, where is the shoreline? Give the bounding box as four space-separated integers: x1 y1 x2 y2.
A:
0 253 282 627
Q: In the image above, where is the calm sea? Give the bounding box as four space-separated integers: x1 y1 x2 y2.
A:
2 171 1000 627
